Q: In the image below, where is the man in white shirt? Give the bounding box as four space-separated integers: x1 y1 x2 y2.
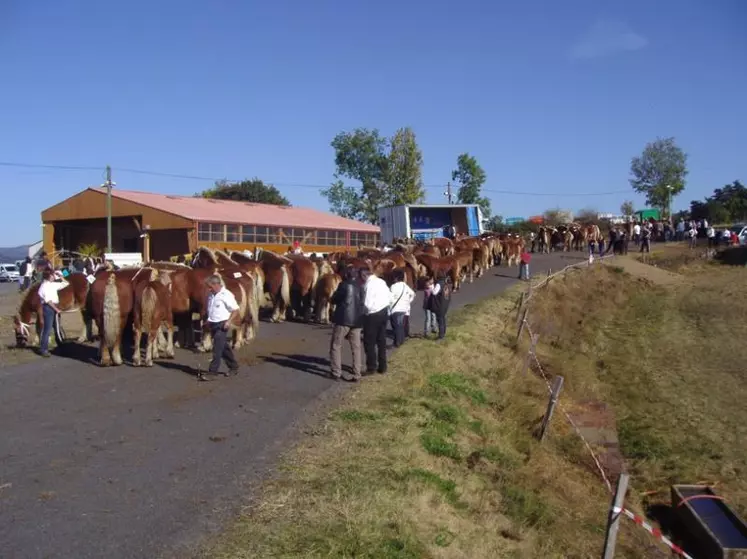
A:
37 269 69 357
707 225 716 249
200 275 241 380
359 268 391 374
632 222 641 246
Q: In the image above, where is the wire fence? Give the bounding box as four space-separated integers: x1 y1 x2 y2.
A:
513 254 696 558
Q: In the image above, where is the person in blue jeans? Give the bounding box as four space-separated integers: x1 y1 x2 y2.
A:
519 249 531 280
37 269 68 357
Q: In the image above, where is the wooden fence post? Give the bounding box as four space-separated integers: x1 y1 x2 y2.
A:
538 375 564 441
515 292 526 327
516 307 529 343
601 473 630 559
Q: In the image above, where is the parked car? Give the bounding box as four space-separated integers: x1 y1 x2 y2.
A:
729 224 747 245
0 263 20 282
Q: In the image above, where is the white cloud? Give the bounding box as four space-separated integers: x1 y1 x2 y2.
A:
569 20 648 60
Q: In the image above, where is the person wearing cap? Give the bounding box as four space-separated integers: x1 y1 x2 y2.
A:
37 269 68 357
290 240 303 255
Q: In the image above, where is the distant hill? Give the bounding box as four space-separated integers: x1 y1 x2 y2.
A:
0 245 30 263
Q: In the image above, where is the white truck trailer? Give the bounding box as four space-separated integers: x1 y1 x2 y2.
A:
378 204 484 245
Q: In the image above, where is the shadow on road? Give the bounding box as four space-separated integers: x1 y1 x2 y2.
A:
53 340 101 365
157 360 200 377
261 353 331 377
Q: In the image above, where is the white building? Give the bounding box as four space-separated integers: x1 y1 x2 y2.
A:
27 240 43 259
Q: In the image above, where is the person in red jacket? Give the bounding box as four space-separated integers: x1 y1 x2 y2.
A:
519 249 531 281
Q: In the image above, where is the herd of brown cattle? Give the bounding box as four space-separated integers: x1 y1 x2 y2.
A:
12 231 530 367
536 223 603 254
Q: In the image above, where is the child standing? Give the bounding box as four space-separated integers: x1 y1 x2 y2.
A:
422 277 438 337
518 249 531 281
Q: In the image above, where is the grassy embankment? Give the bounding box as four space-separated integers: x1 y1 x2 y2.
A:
203 249 746 558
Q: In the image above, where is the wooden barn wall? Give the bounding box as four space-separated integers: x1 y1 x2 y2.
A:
149 229 191 261
42 190 193 230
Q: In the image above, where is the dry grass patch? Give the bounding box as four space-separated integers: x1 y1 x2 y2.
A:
527 262 747 525
203 256 746 558
201 271 673 558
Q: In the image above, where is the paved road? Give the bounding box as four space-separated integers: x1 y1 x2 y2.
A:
0 253 583 559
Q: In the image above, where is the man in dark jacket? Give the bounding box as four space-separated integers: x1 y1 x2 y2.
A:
329 266 364 381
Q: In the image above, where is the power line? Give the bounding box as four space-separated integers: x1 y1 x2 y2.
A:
0 160 636 197
0 161 101 171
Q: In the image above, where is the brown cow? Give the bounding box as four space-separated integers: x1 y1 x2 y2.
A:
286 254 319 322
432 237 455 256
90 269 149 366
256 249 292 322
229 251 267 310
193 247 260 344
502 236 525 267
415 253 460 290
314 272 342 324
14 273 94 347
132 269 174 367
191 250 257 351
537 226 551 254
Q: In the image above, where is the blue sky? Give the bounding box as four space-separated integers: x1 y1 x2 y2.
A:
1 0 745 246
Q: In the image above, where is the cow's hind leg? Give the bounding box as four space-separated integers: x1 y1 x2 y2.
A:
164 323 175 358
111 317 125 366
145 329 156 367
99 337 112 366
132 327 143 366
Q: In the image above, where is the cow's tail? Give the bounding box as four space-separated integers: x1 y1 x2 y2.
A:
237 282 248 321
253 269 265 307
280 266 291 307
103 274 120 349
248 281 259 339
141 284 158 332
310 262 320 296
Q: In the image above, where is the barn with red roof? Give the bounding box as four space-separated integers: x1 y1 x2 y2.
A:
41 187 380 262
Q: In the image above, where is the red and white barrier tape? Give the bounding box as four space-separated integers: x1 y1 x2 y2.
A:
614 507 694 559
524 322 613 493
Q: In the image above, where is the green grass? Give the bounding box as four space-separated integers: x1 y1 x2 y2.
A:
200 259 747 559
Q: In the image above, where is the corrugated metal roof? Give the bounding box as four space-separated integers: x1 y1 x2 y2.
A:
89 187 379 232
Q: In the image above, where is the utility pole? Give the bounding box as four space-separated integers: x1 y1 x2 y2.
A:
105 165 113 254
444 181 454 204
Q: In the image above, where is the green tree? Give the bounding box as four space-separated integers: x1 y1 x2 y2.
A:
452 153 490 218
387 127 425 206
324 127 426 223
620 200 635 217
323 179 364 221
629 137 688 215
706 200 730 224
689 181 747 224
485 214 504 231
199 178 290 206
543 208 572 224
711 180 747 222
575 208 600 224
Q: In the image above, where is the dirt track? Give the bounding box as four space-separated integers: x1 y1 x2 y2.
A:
0 253 583 559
